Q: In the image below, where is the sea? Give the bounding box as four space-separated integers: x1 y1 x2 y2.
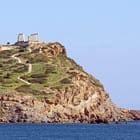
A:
0 121 140 140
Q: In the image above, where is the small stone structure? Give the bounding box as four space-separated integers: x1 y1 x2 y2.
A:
18 33 25 42
17 33 39 43
28 33 39 42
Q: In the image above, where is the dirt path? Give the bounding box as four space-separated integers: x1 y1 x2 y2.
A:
28 48 32 53
27 48 32 74
11 53 22 63
17 76 31 85
28 64 32 73
11 48 32 85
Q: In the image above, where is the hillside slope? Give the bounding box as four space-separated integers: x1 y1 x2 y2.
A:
0 42 140 123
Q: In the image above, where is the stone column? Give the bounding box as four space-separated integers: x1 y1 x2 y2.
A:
18 33 25 42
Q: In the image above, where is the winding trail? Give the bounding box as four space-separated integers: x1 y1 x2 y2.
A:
17 76 31 85
11 53 22 63
28 64 32 73
11 48 32 85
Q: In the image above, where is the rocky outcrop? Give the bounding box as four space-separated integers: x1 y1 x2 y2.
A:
0 70 140 123
28 42 67 57
0 41 140 123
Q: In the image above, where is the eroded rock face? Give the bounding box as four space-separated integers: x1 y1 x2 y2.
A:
0 71 140 123
0 41 140 123
28 42 67 57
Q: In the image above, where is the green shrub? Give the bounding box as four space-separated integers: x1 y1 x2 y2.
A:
16 85 37 94
0 49 19 58
1 79 13 84
13 65 28 73
0 50 12 58
29 78 46 84
45 65 56 74
3 73 11 79
0 64 3 67
30 54 48 63
31 73 46 78
60 78 71 84
3 59 15 64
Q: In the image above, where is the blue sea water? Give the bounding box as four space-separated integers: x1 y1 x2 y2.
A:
0 122 140 140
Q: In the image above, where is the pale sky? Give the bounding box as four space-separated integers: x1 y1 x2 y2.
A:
0 0 140 109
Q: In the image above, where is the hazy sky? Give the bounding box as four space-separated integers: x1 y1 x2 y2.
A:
0 0 140 109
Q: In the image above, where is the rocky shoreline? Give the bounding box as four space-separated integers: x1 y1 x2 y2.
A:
0 93 140 124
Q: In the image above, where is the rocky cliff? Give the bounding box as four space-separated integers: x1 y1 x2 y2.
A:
0 41 140 123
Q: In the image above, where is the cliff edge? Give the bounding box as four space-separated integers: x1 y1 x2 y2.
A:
0 41 140 123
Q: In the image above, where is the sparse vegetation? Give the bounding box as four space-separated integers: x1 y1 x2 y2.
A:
0 42 86 99
16 84 54 99
0 49 19 58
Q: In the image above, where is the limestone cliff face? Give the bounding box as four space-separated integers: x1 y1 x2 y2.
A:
28 42 66 57
0 42 140 123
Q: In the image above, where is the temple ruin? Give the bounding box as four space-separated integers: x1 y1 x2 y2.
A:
28 33 39 42
18 33 25 42
17 33 39 42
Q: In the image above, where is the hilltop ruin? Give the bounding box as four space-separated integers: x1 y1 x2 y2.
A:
17 33 39 42
0 33 39 51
